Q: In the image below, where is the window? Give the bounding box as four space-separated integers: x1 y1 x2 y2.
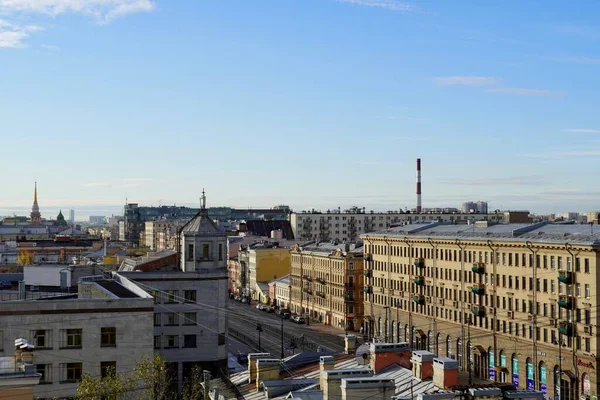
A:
62 329 82 349
584 259 590 273
166 290 177 303
585 309 591 325
576 283 581 297
62 363 82 383
36 364 52 384
100 361 116 378
165 335 179 349
183 312 197 325
585 284 590 299
183 335 196 348
154 313 161 326
101 327 116 347
184 290 196 303
154 335 161 349
218 333 226 346
187 244 194 261
33 329 51 349
202 244 210 259
151 291 160 303
218 243 223 261
165 313 178 326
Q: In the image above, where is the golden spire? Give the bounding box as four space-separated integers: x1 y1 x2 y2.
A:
34 181 38 204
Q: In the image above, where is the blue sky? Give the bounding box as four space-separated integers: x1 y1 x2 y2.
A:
0 0 599 219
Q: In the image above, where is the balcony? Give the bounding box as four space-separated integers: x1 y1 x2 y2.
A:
363 286 372 294
364 254 373 262
471 263 485 274
345 292 354 302
471 284 485 296
557 295 574 309
414 258 425 268
363 270 371 278
558 322 575 337
302 274 313 282
316 291 326 298
413 295 425 305
472 305 486 317
315 277 326 285
413 276 425 286
558 271 573 284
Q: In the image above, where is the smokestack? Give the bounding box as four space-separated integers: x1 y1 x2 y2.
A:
416 158 422 213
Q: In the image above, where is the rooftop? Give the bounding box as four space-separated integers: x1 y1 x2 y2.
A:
362 222 600 245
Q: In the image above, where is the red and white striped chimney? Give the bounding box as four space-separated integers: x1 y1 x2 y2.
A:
416 158 422 213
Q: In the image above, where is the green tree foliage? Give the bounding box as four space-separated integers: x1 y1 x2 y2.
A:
16 250 35 266
182 365 204 400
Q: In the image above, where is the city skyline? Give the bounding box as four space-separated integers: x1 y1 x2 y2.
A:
1 1 599 215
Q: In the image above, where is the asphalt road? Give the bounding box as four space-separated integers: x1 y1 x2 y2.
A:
227 298 345 358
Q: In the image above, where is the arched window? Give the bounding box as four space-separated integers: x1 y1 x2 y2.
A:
446 336 452 357
405 325 410 345
583 373 591 396
499 350 507 383
512 354 519 388
397 322 402 342
526 357 534 390
436 333 441 355
466 341 471 373
391 320 395 342
553 365 560 393
538 361 547 393
378 317 382 337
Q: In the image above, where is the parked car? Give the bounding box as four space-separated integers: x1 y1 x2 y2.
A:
241 298 248 304
291 315 305 324
282 312 291 319
255 304 263 310
234 295 241 301
265 306 274 313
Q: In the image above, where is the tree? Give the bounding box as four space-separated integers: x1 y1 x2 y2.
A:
182 365 204 400
76 355 175 400
16 250 35 266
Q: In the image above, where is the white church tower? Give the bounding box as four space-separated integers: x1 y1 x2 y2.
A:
180 190 227 272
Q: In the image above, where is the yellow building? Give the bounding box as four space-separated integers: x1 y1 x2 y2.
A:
237 243 291 302
289 242 364 331
362 222 600 400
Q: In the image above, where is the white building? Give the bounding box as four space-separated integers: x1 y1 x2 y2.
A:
116 191 229 391
0 276 154 399
290 210 503 242
272 275 290 310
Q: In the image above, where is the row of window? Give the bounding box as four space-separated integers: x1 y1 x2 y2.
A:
35 361 116 384
367 245 591 273
153 333 226 349
185 242 224 262
18 328 117 350
154 312 197 326
151 289 197 304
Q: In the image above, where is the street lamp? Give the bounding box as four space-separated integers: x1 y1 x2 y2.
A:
256 323 263 352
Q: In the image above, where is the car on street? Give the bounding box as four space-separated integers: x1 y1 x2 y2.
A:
234 295 241 301
255 304 263 310
241 298 248 303
265 306 274 313
282 312 291 319
291 315 305 324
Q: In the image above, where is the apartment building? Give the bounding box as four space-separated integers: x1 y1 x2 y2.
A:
361 222 600 400
0 276 154 399
289 242 364 331
145 219 188 251
290 209 514 242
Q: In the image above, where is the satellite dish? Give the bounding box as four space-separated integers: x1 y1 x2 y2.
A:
356 343 371 366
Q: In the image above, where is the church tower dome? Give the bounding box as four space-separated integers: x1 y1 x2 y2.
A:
30 182 42 225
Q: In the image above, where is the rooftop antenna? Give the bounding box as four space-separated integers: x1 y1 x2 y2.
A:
201 189 206 209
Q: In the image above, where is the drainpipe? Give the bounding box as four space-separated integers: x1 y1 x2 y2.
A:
487 240 499 380
384 236 391 342
427 238 438 353
403 237 414 347
526 241 538 389
455 239 466 370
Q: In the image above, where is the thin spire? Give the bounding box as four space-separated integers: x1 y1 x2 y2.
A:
201 189 206 209
34 181 38 204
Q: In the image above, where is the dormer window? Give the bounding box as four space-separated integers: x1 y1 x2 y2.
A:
202 244 210 259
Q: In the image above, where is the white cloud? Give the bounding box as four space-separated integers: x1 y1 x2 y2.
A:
123 178 154 182
336 0 415 12
562 128 600 134
433 76 498 86
0 19 42 48
486 87 556 96
0 0 155 23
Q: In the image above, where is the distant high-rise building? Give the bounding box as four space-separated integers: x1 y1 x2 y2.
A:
89 216 106 225
69 209 75 225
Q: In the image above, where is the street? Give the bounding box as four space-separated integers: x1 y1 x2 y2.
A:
227 298 346 358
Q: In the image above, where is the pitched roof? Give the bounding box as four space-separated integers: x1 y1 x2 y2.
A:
181 209 225 237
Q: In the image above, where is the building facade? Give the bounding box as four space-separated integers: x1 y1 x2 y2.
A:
289 242 364 331
0 276 154 399
361 222 600 400
290 210 506 242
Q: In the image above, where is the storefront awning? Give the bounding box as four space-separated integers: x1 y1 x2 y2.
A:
472 345 487 355
416 329 427 337
562 370 577 380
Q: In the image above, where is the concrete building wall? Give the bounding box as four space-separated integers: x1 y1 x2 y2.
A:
247 248 291 299
361 234 599 399
0 298 153 399
290 212 505 242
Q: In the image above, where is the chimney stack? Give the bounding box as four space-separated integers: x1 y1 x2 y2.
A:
412 350 436 380
416 158 422 213
341 377 395 400
255 359 281 391
247 353 271 383
320 356 335 390
432 357 458 389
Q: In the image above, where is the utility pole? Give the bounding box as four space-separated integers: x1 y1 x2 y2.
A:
256 323 263 352
280 314 284 359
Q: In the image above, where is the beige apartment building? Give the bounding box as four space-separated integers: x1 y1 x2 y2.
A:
289 242 364 332
361 221 600 400
290 209 527 242
144 220 187 251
